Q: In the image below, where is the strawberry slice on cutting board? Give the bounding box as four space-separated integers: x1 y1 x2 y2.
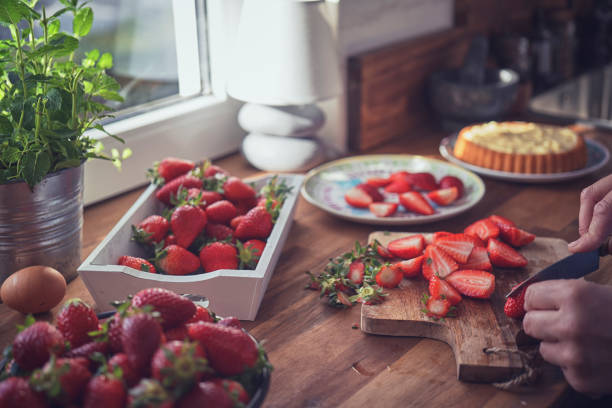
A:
422 245 458 280
387 234 425 259
434 233 475 264
460 246 492 271
464 218 500 242
498 224 536 247
445 269 495 299
429 275 462 305
487 238 528 268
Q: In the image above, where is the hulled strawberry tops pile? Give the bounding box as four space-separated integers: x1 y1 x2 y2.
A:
119 157 291 275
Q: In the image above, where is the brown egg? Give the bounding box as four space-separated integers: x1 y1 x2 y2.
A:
1 266 66 314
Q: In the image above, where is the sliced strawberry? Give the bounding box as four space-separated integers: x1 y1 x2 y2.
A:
488 214 516 229
427 187 459 206
445 269 495 299
345 187 373 208
498 224 536 247
422 245 459 280
487 238 528 268
464 219 500 242
504 284 530 319
389 171 410 182
434 234 475 263
424 296 452 318
347 260 365 285
369 202 398 217
356 183 384 202
432 231 452 243
399 192 435 215
394 255 424 278
366 177 392 188
428 275 462 305
387 235 425 259
376 243 394 259
461 246 492 271
439 176 464 198
384 178 412 194
406 172 438 191
375 264 403 288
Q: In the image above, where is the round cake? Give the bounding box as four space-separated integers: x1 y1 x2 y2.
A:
453 122 587 174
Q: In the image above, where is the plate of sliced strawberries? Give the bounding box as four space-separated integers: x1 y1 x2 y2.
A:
301 155 485 225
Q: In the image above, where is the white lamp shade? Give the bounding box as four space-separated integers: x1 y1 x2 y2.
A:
227 0 342 106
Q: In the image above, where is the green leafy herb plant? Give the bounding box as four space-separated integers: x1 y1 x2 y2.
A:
0 0 128 188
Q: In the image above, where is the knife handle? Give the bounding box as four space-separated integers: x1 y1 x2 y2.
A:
598 236 612 257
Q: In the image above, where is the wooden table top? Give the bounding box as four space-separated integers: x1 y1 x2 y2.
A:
1 125 611 407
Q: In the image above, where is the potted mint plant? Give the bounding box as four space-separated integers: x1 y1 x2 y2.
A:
0 0 126 284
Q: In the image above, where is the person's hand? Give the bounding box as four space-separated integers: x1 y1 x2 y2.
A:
569 174 612 253
523 279 612 394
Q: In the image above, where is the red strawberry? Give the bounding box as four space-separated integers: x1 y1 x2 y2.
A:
234 206 273 240
132 288 197 330
504 284 530 319
156 174 203 205
108 353 139 387
445 270 495 299
498 224 536 247
203 163 228 178
32 357 92 405
389 170 410 181
424 296 452 318
199 242 238 272
83 373 126 408
218 317 242 329
243 239 265 259
399 192 435 215
127 379 173 408
375 264 403 288
406 172 438 191
427 187 459 206
376 243 394 259
154 158 195 183
163 234 177 247
432 231 453 243
165 325 189 342
384 178 412 194
461 246 492 271
171 205 207 248
394 255 424 278
347 260 365 285
368 202 398 217
186 305 215 324
132 215 170 244
121 313 163 374
118 256 157 273
0 377 47 408
205 200 237 224
187 322 258 376
205 222 234 241
65 340 110 365
434 234 475 263
356 183 384 202
12 321 64 371
428 275 462 305
422 245 459 280
439 175 464 197
151 341 208 391
56 298 99 349
488 214 516 229
230 215 246 230
387 234 425 259
177 381 234 408
237 239 265 269
344 186 372 208
366 177 392 188
487 238 528 268
223 177 256 201
155 245 201 275
199 190 224 206
107 313 124 354
211 379 250 405
464 219 500 242
233 196 258 215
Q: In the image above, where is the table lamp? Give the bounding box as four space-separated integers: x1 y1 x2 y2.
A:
227 0 342 172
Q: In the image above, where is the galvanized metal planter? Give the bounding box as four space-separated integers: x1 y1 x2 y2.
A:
0 164 84 285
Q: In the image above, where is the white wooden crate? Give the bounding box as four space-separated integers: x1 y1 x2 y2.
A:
78 174 304 320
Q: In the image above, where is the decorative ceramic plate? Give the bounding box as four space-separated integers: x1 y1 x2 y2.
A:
439 134 610 183
301 155 485 225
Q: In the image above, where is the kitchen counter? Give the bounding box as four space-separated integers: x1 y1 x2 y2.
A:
1 125 611 407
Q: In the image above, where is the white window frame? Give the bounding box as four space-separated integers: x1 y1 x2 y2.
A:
83 0 245 205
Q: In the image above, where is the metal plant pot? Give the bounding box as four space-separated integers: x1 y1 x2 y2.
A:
0 164 84 285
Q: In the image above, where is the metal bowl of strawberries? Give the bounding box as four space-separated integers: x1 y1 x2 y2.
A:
0 288 271 407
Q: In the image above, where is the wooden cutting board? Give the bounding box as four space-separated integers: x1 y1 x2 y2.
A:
361 232 572 383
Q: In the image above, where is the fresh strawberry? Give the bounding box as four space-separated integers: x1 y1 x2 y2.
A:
187 188 223 209
236 239 265 269
31 357 92 405
153 158 195 183
186 305 214 324
498 224 536 247
384 178 412 194
428 275 462 305
243 239 265 259
56 298 99 349
108 353 139 388
0 377 47 408
356 183 384 202
127 379 173 408
422 245 459 280
257 195 281 211
205 200 237 224
132 215 170 244
205 223 234 241
187 322 258 376
65 340 110 365
387 234 425 259
121 313 163 374
132 288 197 330
177 381 234 408
487 238 528 268
234 206 273 240
223 177 256 201
488 214 516 229
438 175 464 197
230 215 246 230
151 341 208 391
461 246 492 271
118 255 157 273
344 186 373 208
366 177 392 188
155 244 201 275
464 219 500 242
211 379 250 405
376 243 394 259
445 270 495 299
423 295 452 318
171 205 207 248
394 255 424 278
233 196 258 215
434 234 475 263
406 172 438 191
389 170 410 181
427 187 459 206
107 313 124 354
218 317 241 329
432 231 453 243
156 174 203 205
375 264 403 288
399 192 435 215
12 321 65 370
163 234 177 248
504 284 530 319
347 260 365 285
368 202 398 217
165 325 189 342
199 242 238 272
83 372 126 408
203 162 228 178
